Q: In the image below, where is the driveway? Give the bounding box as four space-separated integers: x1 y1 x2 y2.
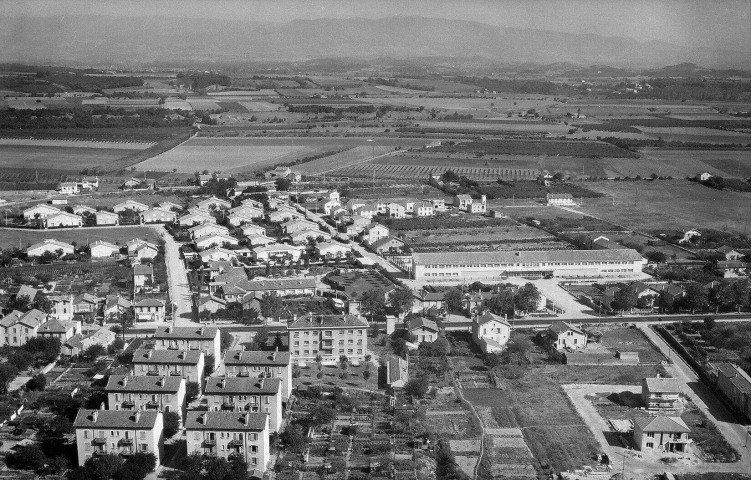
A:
149 225 194 324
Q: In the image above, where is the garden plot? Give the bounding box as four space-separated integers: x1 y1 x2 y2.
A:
457 371 494 389
485 433 537 478
593 325 667 364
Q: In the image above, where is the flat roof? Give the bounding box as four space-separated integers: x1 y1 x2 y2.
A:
412 249 643 266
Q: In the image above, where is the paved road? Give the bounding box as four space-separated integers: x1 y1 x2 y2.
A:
149 225 194 324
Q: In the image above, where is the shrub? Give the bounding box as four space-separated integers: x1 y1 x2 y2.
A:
27 373 47 391
163 411 180 438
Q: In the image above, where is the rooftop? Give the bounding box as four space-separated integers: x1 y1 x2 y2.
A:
288 313 369 330
154 325 218 340
412 249 644 266
184 411 267 431
633 416 690 433
203 376 281 395
105 375 183 393
74 409 159 429
224 350 291 366
643 377 682 394
131 348 203 365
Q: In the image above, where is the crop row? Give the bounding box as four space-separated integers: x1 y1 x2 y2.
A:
330 163 539 180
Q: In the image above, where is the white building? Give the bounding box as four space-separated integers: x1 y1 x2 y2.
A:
253 244 305 263
95 210 119 226
131 348 205 386
23 204 60 221
141 208 177 224
106 375 186 422
190 223 229 239
27 239 75 257
203 377 283 432
546 193 576 206
153 325 220 369
43 211 83 229
185 411 269 472
223 350 292 401
472 312 511 353
113 200 149 213
73 409 164 466
178 211 217 226
195 233 239 250
134 298 166 322
197 197 232 211
90 240 120 258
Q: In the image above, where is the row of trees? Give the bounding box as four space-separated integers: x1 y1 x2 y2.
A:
442 283 541 317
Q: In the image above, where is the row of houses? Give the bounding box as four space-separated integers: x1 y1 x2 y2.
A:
22 200 183 228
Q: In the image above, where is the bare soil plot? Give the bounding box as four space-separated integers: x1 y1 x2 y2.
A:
0 145 131 170
640 149 751 179
577 180 751 234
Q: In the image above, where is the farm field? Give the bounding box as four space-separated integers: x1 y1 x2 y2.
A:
0 145 132 170
371 95 557 113
294 145 394 174
402 225 553 243
329 162 539 181
0 225 160 249
577 180 751 233
581 231 692 260
0 138 156 149
639 149 751 179
416 120 570 134
590 325 667 363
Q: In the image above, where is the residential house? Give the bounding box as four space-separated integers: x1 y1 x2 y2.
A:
633 416 690 452
253 244 305 263
696 172 713 182
0 309 47 346
386 356 408 389
23 204 60 221
190 223 229 239
121 178 155 190
453 194 473 211
363 223 390 244
159 201 183 212
104 295 132 319
407 317 439 344
714 363 751 422
230 205 263 219
90 240 120 258
179 210 217 226
113 200 149 213
370 236 404 255
58 182 80 195
642 377 682 410
74 409 164 466
198 174 213 186
49 293 75 321
429 198 446 211
472 311 511 354
267 208 302 223
386 202 406 219
37 318 81 342
246 234 276 247
80 177 99 190
354 202 379 218
185 411 269 471
546 193 576 206
197 196 231 211
131 242 159 261
140 208 177 224
81 328 116 351
106 375 186 421
241 224 266 237
288 313 369 363
73 293 99 317
469 195 487 214
717 261 747 278
195 233 239 250
716 245 744 261
134 298 166 322
133 264 154 288
413 201 434 217
95 210 119 226
131 348 205 386
43 211 83 229
282 218 320 235
413 289 446 314
73 205 96 215
224 350 292 401
16 284 39 303
346 199 367 213
315 241 351 258
153 325 220 369
290 229 330 244
547 321 587 351
197 295 227 315
651 284 687 310
228 213 255 227
203 377 282 432
62 335 85 356
27 239 75 257
200 247 239 263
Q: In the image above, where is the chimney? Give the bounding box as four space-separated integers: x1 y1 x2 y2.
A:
146 350 152 359
165 326 171 333
91 410 98 422
244 412 250 426
122 377 128 387
221 378 226 389
200 326 205 336
134 411 140 423
201 412 208 425
159 376 166 387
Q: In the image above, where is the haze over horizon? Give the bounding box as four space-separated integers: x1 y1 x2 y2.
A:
1 0 749 68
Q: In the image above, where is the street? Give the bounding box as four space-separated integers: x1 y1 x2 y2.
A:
150 225 195 324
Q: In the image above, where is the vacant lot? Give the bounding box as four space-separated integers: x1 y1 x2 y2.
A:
0 225 160 249
0 145 131 170
590 325 667 363
578 180 751 233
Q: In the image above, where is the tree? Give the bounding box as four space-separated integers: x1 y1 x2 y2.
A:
0 363 19 393
27 372 47 391
404 376 430 398
440 170 460 183
683 282 709 313
444 288 463 314
242 307 261 325
359 289 385 321
309 406 336 427
717 280 750 312
6 444 47 471
280 424 307 453
46 455 69 474
514 283 541 314
82 344 107 361
274 177 292 191
260 293 284 321
163 411 181 438
85 453 124 480
220 330 234 351
486 290 514 318
611 287 638 314
388 286 414 317
645 250 667 264
507 332 533 360
186 381 200 403
273 333 285 350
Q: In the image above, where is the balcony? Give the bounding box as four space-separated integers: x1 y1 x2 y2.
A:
228 439 243 447
202 439 216 447
146 370 159 376
119 438 134 446
238 371 250 377
169 371 182 376
122 400 136 408
221 402 236 410
119 449 133 457
145 401 160 409
92 437 107 445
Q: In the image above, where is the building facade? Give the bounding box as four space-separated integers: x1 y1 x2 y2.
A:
203 377 282 432
74 409 164 466
185 411 269 471
287 314 369 363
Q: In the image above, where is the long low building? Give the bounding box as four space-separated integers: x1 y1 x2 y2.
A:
411 249 645 281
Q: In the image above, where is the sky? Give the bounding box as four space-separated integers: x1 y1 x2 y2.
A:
1 0 749 52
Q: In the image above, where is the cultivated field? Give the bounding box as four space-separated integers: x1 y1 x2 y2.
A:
577 180 751 233
0 145 132 170
0 225 160 249
294 145 394 174
640 149 751 179
0 138 156 149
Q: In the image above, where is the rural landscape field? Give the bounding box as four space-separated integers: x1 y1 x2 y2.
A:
0 3 750 480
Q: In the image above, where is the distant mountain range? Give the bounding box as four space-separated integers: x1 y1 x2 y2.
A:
0 15 748 69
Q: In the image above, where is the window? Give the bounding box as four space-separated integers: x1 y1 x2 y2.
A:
646 432 654 438
646 442 653 448
140 444 147 452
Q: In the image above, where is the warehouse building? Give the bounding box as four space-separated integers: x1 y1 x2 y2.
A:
411 249 644 281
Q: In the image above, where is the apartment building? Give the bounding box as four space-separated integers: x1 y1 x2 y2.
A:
0 309 47 347
287 313 369 363
74 409 164 466
153 325 220 370
185 411 269 471
106 375 186 421
203 377 282 432
223 350 292 401
131 348 205 387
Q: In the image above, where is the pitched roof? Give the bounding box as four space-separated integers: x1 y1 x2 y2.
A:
16 309 47 328
412 249 644 266
0 310 23 328
643 377 682 394
91 240 119 250
154 325 218 340
240 278 316 291
633 416 690 433
131 348 202 364
38 318 76 334
203 376 281 395
74 409 159 429
184 411 267 431
372 236 404 250
28 239 74 252
64 334 84 350
549 321 584 336
408 316 439 333
288 313 369 329
133 264 153 275
715 363 751 396
105 375 183 393
134 298 165 308
17 285 39 301
476 311 510 327
223 350 291 366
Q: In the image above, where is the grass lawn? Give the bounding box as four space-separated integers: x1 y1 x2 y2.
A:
593 325 667 363
0 225 161 249
294 361 377 391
